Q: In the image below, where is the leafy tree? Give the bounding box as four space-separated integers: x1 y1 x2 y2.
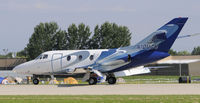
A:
52 30 67 50
177 51 190 56
192 46 200 55
169 49 191 56
6 52 13 58
89 25 101 49
0 52 13 58
16 49 27 58
25 22 132 60
168 49 177 55
26 22 59 60
67 23 91 49
89 22 131 49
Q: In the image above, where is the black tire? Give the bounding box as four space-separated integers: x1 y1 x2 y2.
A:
179 76 191 83
179 77 183 83
88 77 97 85
107 77 116 84
33 78 39 85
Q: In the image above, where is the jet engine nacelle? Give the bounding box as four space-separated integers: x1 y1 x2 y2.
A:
98 53 132 66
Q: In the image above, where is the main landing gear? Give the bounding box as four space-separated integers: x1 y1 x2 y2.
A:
88 73 98 85
107 77 116 84
88 77 97 85
87 72 117 85
106 74 116 84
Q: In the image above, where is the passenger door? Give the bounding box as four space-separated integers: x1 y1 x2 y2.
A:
51 53 63 72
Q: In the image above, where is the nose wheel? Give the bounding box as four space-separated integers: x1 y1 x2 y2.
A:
33 78 39 85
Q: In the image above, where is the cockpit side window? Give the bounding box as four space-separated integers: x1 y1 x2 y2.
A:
35 54 48 60
43 54 48 59
35 55 42 60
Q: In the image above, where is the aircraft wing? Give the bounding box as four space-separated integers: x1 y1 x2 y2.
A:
113 65 172 77
114 66 151 77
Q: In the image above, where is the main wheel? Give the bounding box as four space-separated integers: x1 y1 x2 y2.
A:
33 78 39 85
107 77 116 84
88 77 97 85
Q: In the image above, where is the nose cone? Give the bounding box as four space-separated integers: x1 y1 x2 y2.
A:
13 60 34 74
13 64 25 74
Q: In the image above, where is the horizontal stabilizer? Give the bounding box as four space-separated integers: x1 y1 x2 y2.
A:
177 33 200 39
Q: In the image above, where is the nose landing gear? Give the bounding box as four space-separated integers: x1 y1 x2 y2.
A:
32 75 39 85
33 78 39 85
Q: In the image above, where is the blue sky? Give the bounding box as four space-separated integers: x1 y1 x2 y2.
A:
0 0 200 54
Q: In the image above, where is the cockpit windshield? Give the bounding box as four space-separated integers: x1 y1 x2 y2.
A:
35 54 48 60
43 54 48 59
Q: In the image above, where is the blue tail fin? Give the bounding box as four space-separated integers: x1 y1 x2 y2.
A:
134 17 188 52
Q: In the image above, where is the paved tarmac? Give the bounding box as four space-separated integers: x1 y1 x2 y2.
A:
0 84 200 95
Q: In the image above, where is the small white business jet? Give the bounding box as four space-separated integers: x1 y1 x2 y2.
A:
13 17 188 85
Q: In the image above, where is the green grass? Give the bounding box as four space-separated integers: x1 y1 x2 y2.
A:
0 95 200 103
121 75 200 84
121 75 180 84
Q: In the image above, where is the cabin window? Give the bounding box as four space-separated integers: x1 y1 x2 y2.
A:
79 55 82 60
90 55 94 61
43 54 48 59
67 55 71 61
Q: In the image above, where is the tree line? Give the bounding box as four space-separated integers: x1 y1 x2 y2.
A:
168 47 200 56
17 22 132 60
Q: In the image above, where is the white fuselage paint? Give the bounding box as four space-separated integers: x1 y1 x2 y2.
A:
13 49 109 75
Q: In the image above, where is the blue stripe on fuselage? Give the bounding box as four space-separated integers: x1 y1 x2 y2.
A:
96 49 117 61
108 50 169 73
